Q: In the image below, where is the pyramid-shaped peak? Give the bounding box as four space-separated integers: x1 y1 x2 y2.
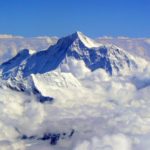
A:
74 31 85 36
69 31 100 48
67 31 86 40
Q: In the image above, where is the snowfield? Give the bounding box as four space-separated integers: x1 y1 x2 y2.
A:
0 32 150 150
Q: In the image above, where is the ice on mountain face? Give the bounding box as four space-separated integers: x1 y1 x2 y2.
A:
72 31 101 48
31 71 81 98
67 44 141 75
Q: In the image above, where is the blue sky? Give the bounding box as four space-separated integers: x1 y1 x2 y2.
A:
0 0 150 37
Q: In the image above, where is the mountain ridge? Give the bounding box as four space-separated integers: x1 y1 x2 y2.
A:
0 31 149 79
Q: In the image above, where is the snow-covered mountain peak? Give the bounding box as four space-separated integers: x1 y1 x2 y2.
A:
55 31 101 50
0 32 149 79
71 31 101 48
71 31 83 38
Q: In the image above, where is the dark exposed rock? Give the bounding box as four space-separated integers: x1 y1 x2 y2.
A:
39 95 54 103
21 129 75 145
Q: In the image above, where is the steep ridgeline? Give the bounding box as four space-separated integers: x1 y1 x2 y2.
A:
0 31 147 80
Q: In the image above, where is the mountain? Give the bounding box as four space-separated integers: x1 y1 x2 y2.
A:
0 31 148 80
0 32 150 150
0 31 148 101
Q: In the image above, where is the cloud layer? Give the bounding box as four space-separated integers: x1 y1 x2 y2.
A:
0 59 150 150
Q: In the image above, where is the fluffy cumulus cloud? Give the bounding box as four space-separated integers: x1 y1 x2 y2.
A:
0 57 150 150
74 134 132 150
60 58 91 79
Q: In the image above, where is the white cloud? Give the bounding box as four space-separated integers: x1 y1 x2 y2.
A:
73 134 132 150
0 34 24 39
